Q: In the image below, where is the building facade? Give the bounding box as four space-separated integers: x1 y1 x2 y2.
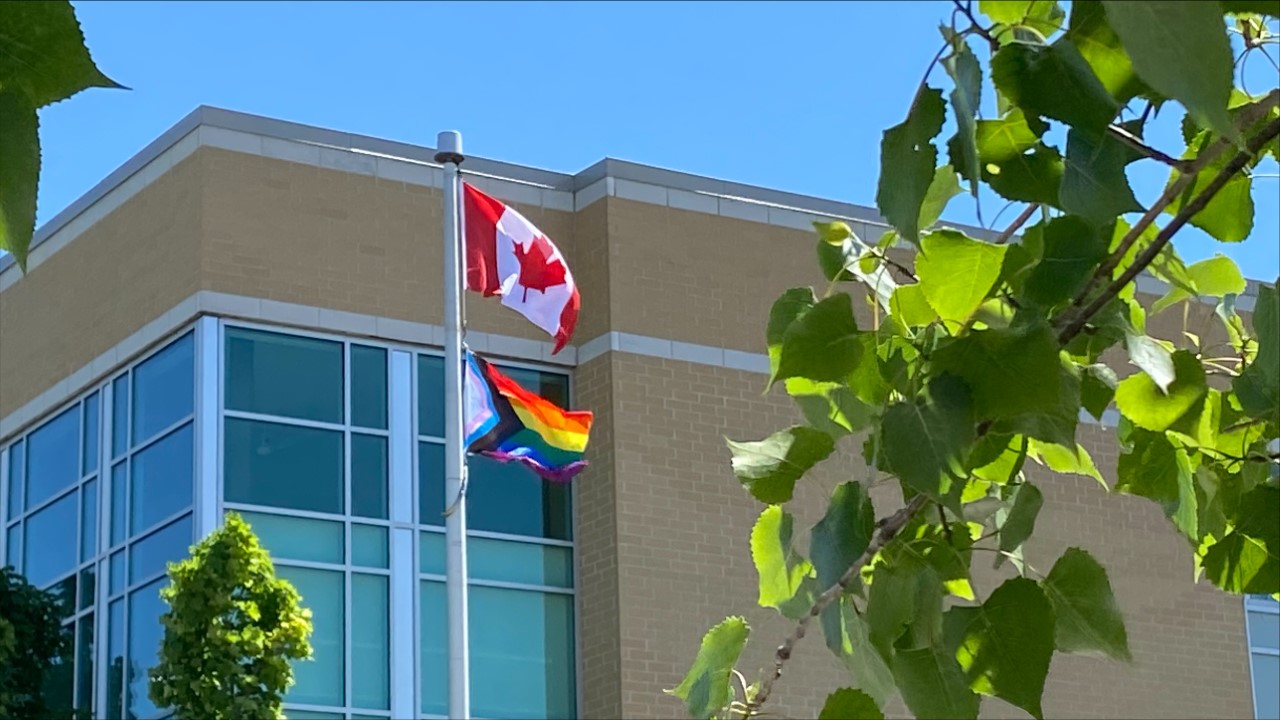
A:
0 107 1275 719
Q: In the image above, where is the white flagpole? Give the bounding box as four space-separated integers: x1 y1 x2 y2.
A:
435 130 471 720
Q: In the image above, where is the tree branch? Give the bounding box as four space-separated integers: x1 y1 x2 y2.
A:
952 0 997 47
995 204 1037 244
746 494 930 716
1106 124 1192 171
1058 116 1280 344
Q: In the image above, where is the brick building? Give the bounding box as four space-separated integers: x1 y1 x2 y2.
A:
0 107 1275 719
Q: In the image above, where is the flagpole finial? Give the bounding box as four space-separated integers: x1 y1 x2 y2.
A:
435 130 464 165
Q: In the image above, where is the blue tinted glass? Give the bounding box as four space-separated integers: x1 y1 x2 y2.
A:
226 328 343 423
238 511 343 564
470 586 576 720
1254 654 1278 720
7 441 23 519
130 424 194 534
284 713 344 720
419 532 444 575
224 419 343 514
107 599 124 718
352 345 388 430
78 566 95 611
352 524 388 568
129 515 192 584
23 491 78 587
76 614 94 713
51 574 77 619
26 405 80 510
81 478 97 562
419 580 446 715
352 433 388 520
417 355 444 438
43 621 75 715
112 375 129 458
352 573 390 710
418 442 444 526
109 550 125 596
127 577 169 719
470 537 573 589
83 392 100 475
278 567 344 707
466 454 572 540
5 523 20 572
110 461 126 547
132 334 194 445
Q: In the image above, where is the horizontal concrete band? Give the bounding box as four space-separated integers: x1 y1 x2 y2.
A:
0 291 1118 442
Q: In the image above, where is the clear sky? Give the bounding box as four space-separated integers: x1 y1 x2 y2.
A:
30 1 1280 280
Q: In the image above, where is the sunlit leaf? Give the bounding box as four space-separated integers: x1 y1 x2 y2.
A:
666 617 751 720
1151 254 1247 314
751 506 817 619
1202 486 1280 595
1116 428 1198 540
1116 350 1208 431
916 229 1009 327
1066 0 1150 102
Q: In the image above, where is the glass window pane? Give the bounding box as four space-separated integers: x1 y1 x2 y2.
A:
471 537 573 589
419 580 446 716
83 392 100 476
352 433 388 520
107 598 124 719
113 375 129 458
1254 653 1278 720
52 575 77 620
352 573 390 710
238 511 343 565
278 566 344 707
81 478 98 562
352 345 388 430
24 492 78 588
133 333 194 445
470 586 576 720
6 523 21 573
224 419 343 514
26 405 80 510
496 364 569 408
420 532 444 575
127 577 169 719
129 515 192 585
79 566 96 611
1249 610 1279 651
41 622 75 717
466 454 572 540
109 550 125 596
417 354 444 438
352 524 388 568
226 327 343 423
7 440 24 519
77 613 95 713
283 712 344 720
131 424 194 534
418 442 444 527
111 461 127 547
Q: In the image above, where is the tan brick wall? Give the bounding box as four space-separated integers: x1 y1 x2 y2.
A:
0 153 204 422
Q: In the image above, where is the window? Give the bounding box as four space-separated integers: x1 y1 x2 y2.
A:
1248 594 1279 720
226 327 343 423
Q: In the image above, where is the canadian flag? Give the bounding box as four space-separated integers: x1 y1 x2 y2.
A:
463 182 580 354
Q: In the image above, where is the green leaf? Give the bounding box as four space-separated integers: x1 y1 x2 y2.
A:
812 482 877 644
919 165 963 231
893 644 980 720
1221 1 1280 14
1151 254 1247 313
0 91 39 272
1029 439 1106 486
786 377 874 438
818 688 884 720
1042 547 1132 661
943 39 984 199
881 375 975 514
980 0 1066 36
831 602 897 707
1165 130 1254 242
819 238 858 283
1081 363 1118 419
727 426 836 504
771 293 863 388
815 220 855 246
1059 128 1143 225
946 577 1056 718
1124 332 1177 392
751 506 817 619
916 229 1009 327
1101 1 1236 140
992 38 1119 130
890 283 941 327
998 482 1044 556
1235 281 1279 418
1202 486 1279 594
1116 429 1198 540
877 87 947 243
667 617 751 720
999 355 1082 447
932 321 1063 420
766 288 818 379
1066 0 1150 102
1020 215 1109 307
0 1 123 109
1115 350 1208 431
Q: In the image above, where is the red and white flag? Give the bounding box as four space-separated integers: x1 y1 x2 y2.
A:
463 182 580 354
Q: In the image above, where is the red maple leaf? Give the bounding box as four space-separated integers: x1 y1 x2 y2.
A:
512 234 567 301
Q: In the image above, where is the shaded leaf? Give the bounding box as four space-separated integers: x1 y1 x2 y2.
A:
999 355 1081 447
916 229 1009 327
1042 547 1132 661
1059 128 1143 225
786 377 874 438
943 39 984 199
1020 215 1109 307
819 688 884 720
1081 363 1118 419
1202 486 1280 595
830 601 897 707
1235 281 1279 418
998 482 1044 557
0 91 39 272
1115 349 1208 431
766 288 818 379
1116 428 1198 540
667 617 750 720
0 1 123 108
1066 0 1150 102
877 87 947 243
980 0 1066 36
751 506 817 619
882 375 975 514
772 293 863 388
727 426 836 504
932 321 1063 420
992 38 1119 130
1220 1 1280 14
811 482 877 596
892 645 979 720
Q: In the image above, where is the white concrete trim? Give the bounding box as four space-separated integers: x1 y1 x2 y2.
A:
193 316 220 540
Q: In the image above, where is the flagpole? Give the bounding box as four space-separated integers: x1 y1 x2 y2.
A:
435 130 471 720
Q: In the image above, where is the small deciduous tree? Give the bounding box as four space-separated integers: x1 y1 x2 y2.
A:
0 566 74 720
149 513 313 720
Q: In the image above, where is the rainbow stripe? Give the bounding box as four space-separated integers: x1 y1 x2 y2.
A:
464 352 592 482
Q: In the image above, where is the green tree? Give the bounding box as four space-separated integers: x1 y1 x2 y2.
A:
0 0 123 272
672 2 1280 718
148 513 313 720
0 566 75 720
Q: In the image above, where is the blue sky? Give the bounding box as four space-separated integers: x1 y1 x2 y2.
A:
31 1 1280 280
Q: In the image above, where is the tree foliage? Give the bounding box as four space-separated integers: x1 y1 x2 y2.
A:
671 2 1280 718
0 0 123 272
149 513 313 720
0 566 74 720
